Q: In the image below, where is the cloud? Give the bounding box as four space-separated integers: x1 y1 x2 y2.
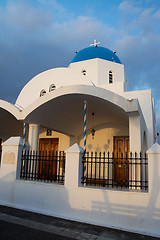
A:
1 1 160 96
0 2 109 102
154 9 160 19
119 0 141 15
116 1 160 93
116 1 160 141
0 0 160 141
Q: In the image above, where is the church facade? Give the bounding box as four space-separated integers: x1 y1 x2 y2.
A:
1 41 160 237
0 41 156 158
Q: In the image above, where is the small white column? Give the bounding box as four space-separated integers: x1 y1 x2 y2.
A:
28 124 39 151
129 114 142 189
0 137 23 180
147 142 160 193
65 143 84 188
129 114 142 153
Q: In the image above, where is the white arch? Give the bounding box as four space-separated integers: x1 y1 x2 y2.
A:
0 100 22 138
20 85 140 121
0 100 20 120
16 68 94 109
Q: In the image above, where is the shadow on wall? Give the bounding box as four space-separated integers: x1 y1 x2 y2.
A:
82 123 129 153
147 153 160 224
0 171 72 218
88 139 111 152
0 165 160 237
88 156 160 235
0 142 160 237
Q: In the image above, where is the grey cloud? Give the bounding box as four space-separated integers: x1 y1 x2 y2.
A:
114 2 160 141
0 0 160 141
119 0 141 15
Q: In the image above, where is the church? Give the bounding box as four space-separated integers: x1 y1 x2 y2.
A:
0 40 156 157
1 41 160 238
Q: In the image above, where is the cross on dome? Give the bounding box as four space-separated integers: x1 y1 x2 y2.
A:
90 40 100 47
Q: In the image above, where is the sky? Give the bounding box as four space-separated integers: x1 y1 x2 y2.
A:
0 0 160 141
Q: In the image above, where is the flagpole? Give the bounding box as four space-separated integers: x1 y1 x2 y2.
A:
23 123 26 152
83 100 87 185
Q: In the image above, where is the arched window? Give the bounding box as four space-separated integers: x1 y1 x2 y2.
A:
49 84 56 92
82 69 86 76
40 89 46 97
109 71 113 84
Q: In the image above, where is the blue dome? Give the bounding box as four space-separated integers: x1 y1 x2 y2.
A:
71 46 121 64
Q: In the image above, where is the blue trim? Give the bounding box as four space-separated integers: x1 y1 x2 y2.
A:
71 46 121 64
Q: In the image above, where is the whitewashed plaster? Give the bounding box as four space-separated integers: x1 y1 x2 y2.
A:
122 90 155 148
15 67 94 109
0 140 160 237
69 58 127 92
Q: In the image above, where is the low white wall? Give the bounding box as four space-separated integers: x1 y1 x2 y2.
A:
0 138 160 237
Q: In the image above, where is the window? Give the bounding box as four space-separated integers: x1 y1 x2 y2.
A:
82 70 86 76
109 71 113 84
49 84 56 92
40 89 46 97
46 129 52 136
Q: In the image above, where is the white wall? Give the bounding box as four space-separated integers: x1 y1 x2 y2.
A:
122 90 155 148
0 139 160 237
15 68 93 109
70 58 126 92
79 123 129 152
98 59 126 91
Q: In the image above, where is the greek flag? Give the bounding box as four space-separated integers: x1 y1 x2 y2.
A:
23 123 26 151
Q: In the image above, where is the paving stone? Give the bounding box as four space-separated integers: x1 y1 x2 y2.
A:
75 232 97 240
47 225 65 234
101 230 120 238
60 228 80 238
23 219 48 230
97 236 111 240
0 213 66 235
0 213 23 225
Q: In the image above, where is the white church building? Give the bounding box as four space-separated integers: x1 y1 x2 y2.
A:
0 41 160 237
0 40 156 156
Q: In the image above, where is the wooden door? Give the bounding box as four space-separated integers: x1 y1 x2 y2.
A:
39 138 59 180
39 138 59 153
114 136 129 187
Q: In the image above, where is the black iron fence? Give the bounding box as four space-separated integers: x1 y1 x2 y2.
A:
82 152 148 191
20 151 65 184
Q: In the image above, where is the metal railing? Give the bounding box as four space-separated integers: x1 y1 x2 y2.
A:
20 151 65 184
82 152 148 191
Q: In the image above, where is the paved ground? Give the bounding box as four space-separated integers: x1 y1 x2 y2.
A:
0 205 159 240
